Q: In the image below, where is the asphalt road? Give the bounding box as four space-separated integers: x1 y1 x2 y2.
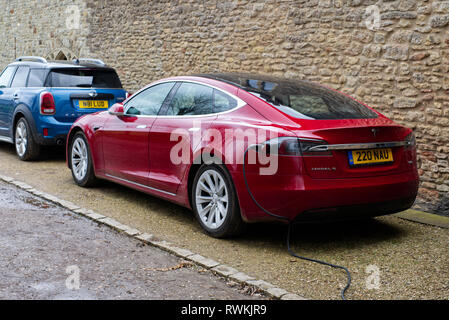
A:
0 180 263 300
0 142 448 300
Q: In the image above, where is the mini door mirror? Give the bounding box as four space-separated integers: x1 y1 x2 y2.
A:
108 103 125 116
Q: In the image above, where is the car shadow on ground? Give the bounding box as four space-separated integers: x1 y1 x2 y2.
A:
242 218 405 252
0 142 18 157
0 142 66 162
97 176 405 254
39 146 67 161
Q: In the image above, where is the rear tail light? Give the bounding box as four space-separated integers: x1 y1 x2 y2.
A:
256 137 331 156
276 137 301 156
126 91 133 99
404 132 417 164
405 132 416 148
40 92 56 115
298 139 332 156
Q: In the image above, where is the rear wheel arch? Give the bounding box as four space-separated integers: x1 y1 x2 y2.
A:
12 112 25 141
12 106 36 141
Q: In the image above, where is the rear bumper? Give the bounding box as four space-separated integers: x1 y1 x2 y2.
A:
35 133 67 146
235 169 419 223
33 115 72 146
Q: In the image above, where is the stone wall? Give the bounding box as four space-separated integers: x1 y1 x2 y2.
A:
0 0 92 64
0 0 448 215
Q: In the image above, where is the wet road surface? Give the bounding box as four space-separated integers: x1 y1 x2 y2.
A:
0 180 263 300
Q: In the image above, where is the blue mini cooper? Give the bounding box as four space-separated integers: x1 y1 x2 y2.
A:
0 56 127 160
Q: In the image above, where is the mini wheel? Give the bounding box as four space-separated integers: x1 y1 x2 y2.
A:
15 117 40 161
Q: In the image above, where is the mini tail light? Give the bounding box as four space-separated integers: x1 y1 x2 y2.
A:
40 92 56 115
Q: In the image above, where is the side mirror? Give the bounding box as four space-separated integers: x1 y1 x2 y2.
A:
108 103 125 116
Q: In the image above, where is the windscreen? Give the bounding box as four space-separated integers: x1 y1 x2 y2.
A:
48 68 122 88
245 79 377 120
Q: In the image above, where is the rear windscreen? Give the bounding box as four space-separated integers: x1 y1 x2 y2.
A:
246 79 377 120
47 68 122 88
200 74 373 120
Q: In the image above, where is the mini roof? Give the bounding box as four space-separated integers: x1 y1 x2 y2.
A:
9 57 112 70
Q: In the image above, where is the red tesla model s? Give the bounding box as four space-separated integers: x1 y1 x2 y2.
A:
66 74 419 237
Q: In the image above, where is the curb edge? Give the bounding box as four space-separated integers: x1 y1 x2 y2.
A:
0 174 307 301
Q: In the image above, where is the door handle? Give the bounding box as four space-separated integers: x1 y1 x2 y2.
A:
93 125 102 131
13 93 19 100
136 125 147 129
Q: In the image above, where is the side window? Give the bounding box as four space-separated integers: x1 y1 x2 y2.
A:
166 82 214 116
11 66 30 88
27 69 48 87
125 82 175 116
0 66 16 88
214 89 237 113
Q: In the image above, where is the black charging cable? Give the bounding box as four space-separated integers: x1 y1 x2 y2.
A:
242 146 351 300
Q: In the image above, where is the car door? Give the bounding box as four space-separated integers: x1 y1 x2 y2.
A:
101 81 176 185
0 66 17 137
148 81 217 194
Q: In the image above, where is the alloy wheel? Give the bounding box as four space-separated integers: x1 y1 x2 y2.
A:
15 121 28 157
195 169 229 230
71 137 89 181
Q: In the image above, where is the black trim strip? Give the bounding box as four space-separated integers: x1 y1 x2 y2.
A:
70 93 115 100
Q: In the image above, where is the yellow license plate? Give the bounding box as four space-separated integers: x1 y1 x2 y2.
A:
79 100 109 109
348 148 393 166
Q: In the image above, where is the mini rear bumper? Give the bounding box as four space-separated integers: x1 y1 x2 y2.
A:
33 116 73 145
35 133 67 146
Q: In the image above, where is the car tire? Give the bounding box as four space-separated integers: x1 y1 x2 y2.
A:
14 117 40 161
192 164 245 238
69 132 97 187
